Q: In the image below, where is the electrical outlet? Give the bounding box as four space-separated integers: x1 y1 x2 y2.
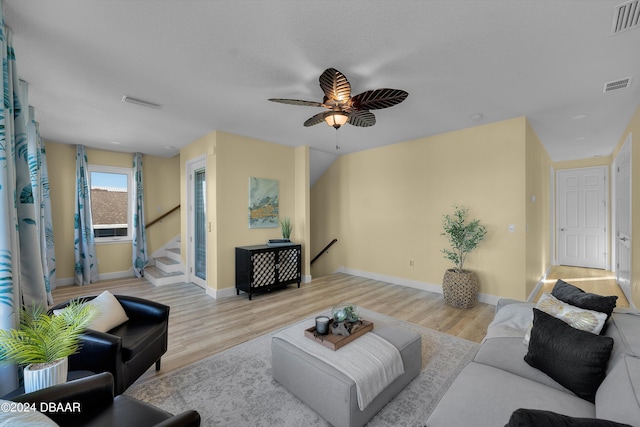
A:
508 224 516 233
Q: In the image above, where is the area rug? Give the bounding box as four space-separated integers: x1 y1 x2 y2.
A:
125 308 479 426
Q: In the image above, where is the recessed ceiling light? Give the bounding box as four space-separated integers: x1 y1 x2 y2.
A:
576 136 587 141
572 114 588 120
110 141 122 145
165 145 176 150
470 113 483 122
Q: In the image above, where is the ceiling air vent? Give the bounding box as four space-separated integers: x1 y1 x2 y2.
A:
603 77 632 93
612 0 640 34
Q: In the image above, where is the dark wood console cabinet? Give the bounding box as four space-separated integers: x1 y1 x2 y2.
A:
235 244 302 300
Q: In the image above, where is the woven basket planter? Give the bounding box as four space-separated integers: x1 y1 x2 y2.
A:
442 269 478 309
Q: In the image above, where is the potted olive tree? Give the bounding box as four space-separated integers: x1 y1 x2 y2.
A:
0 300 96 392
441 206 487 308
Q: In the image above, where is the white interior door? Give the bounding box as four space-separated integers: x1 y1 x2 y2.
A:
556 167 607 269
614 134 632 297
187 157 207 289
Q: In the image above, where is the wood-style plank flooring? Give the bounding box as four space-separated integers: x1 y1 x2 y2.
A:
535 266 630 307
52 266 628 386
51 273 495 384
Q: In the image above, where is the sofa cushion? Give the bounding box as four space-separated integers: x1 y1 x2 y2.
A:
505 408 632 427
524 309 613 402
595 355 640 426
608 311 640 358
552 280 617 319
425 362 595 427
86 291 129 333
474 337 575 393
109 321 167 362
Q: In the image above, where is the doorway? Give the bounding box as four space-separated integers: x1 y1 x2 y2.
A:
187 156 207 289
556 166 608 269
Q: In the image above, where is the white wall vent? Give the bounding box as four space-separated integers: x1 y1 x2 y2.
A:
612 1 640 34
603 77 632 92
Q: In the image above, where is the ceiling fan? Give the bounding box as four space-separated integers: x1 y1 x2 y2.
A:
269 68 408 129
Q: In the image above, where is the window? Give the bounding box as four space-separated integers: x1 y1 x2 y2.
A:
88 165 134 243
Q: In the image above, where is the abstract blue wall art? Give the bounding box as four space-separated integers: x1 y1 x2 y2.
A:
249 177 279 228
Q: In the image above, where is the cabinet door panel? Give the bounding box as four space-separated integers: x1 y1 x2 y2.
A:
277 247 300 282
251 251 276 287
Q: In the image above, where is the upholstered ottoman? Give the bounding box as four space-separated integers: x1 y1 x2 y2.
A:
271 322 421 427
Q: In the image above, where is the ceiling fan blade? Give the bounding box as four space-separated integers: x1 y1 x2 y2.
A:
351 88 409 110
348 110 376 127
268 98 323 107
319 68 351 103
303 111 333 127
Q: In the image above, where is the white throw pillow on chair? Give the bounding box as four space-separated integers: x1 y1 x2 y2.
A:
85 290 129 333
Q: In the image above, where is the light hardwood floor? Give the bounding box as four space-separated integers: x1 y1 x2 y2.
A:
52 266 628 385
535 266 630 307
51 273 495 384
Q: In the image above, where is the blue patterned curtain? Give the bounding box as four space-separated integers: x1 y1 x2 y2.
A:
30 106 56 299
74 145 98 285
132 152 147 277
0 5 51 395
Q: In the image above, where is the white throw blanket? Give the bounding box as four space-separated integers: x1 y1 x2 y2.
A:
483 302 535 341
273 318 405 410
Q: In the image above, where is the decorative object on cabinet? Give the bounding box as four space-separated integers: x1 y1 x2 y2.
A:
280 216 292 239
235 244 301 300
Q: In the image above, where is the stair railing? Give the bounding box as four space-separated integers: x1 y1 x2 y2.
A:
146 204 180 229
310 238 338 266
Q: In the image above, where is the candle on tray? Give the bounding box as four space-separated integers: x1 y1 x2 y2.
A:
315 316 330 335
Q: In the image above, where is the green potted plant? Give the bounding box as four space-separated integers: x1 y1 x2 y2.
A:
441 205 487 308
0 300 96 392
280 217 292 241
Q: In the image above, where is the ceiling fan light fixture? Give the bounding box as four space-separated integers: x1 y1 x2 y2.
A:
325 112 349 129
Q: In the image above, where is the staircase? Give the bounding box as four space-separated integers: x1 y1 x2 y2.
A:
144 242 186 286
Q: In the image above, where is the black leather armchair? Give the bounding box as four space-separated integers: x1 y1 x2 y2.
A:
11 372 200 427
51 295 170 395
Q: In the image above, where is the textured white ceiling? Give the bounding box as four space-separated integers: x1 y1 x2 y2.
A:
4 0 640 184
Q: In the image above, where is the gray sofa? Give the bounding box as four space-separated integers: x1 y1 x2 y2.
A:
426 298 640 426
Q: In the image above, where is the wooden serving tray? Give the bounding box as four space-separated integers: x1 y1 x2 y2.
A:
304 320 373 351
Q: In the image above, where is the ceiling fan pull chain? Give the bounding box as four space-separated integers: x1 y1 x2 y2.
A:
335 128 341 151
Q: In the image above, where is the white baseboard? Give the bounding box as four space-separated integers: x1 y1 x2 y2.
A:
205 285 237 299
54 269 135 288
337 267 501 306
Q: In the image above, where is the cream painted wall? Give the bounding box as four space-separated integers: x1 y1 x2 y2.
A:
311 117 537 301
294 146 311 278
180 131 306 294
525 120 552 297
553 157 612 170
46 141 180 284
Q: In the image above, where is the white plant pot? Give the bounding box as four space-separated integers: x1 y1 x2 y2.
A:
23 357 68 393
